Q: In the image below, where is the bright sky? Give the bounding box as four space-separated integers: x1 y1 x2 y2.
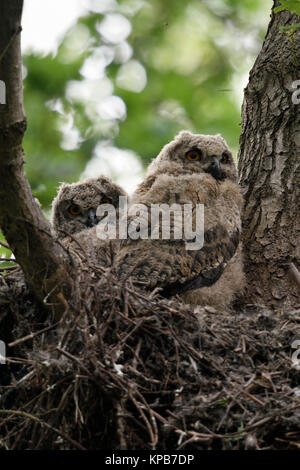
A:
21 0 272 195
22 0 144 194
22 0 87 55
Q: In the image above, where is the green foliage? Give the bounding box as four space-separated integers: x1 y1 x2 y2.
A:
0 234 12 264
274 2 300 36
22 0 272 206
274 0 300 15
0 0 273 255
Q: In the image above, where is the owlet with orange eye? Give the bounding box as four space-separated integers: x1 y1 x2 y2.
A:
114 131 245 311
51 175 128 267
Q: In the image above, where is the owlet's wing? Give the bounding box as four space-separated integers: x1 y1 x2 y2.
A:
114 175 240 296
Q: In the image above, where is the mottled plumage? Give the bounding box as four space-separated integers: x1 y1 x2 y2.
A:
51 175 127 268
115 131 245 309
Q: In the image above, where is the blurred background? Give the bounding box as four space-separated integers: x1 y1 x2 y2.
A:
0 0 273 258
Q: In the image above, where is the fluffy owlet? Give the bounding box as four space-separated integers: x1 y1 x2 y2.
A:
51 175 127 268
114 131 245 310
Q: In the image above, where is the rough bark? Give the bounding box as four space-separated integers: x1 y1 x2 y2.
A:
238 1 300 309
0 1 72 304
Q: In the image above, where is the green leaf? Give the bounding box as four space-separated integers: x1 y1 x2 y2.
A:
274 0 300 15
218 398 228 408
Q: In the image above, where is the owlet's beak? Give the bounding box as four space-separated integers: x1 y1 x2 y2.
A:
87 208 98 227
205 157 222 180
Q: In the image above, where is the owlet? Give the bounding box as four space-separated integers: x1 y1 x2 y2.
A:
114 131 245 310
51 175 127 268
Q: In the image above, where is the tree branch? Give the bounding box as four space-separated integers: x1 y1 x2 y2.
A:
0 1 72 304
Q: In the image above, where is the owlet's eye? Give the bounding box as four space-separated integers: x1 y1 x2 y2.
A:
68 204 81 216
221 152 230 164
186 148 202 161
101 197 112 205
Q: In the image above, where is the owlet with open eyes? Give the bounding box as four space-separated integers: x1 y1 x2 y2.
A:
51 175 127 268
114 131 245 310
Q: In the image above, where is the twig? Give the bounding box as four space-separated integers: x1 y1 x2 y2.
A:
275 437 300 449
56 292 70 313
128 391 157 450
241 390 265 407
55 228 105 272
0 265 18 272
0 410 86 450
8 322 60 348
74 375 84 425
111 318 144 353
0 240 10 250
289 262 300 289
55 347 102 387
0 258 18 262
116 402 128 450
42 283 63 306
2 266 20 278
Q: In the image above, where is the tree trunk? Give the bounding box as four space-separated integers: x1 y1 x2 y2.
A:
238 1 300 309
0 1 72 305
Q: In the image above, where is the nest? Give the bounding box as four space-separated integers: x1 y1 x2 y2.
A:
0 265 300 450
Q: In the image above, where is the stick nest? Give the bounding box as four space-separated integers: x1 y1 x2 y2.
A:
0 265 300 450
